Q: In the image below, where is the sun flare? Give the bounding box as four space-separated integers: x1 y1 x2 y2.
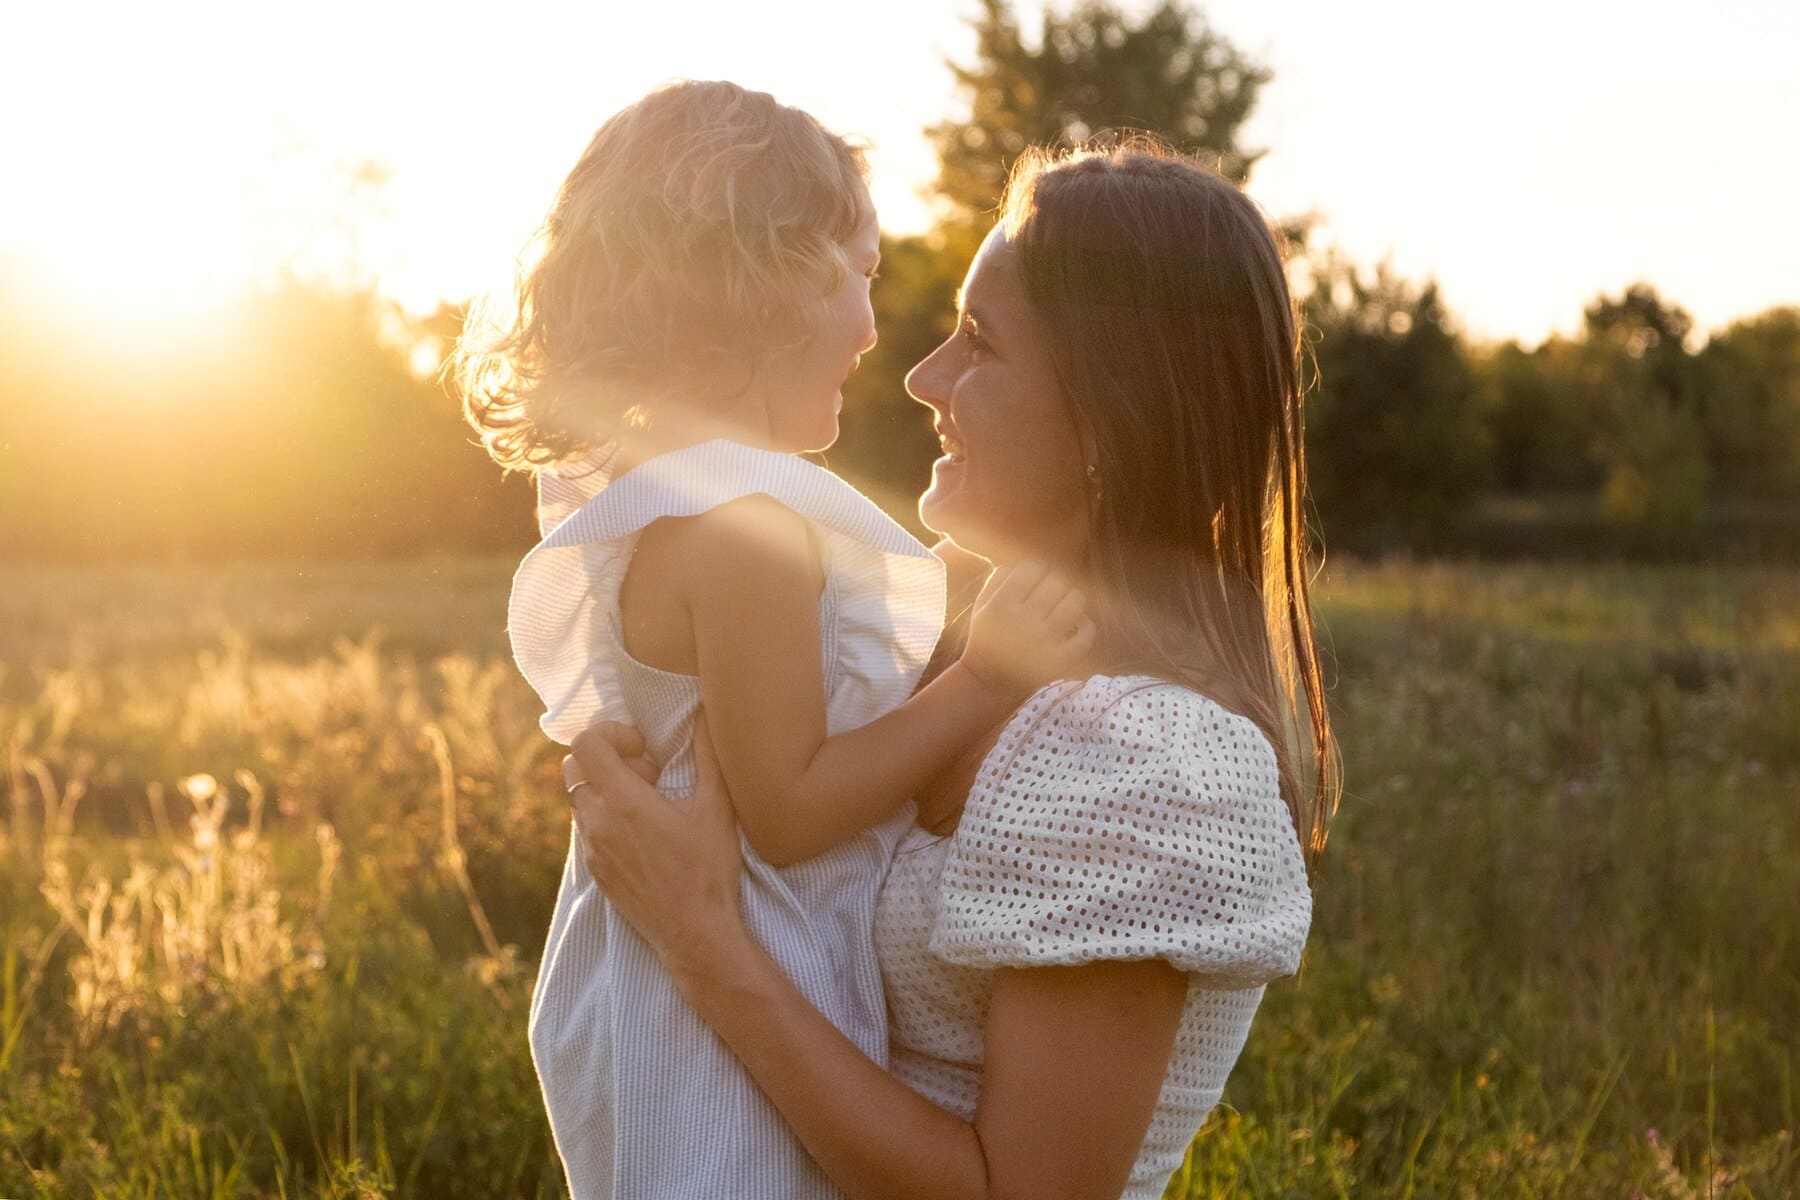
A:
3 133 267 331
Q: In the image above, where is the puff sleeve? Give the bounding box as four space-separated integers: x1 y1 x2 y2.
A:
928 676 1313 988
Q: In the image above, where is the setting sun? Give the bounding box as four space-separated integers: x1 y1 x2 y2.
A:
10 178 249 330
5 0 1795 343
2 14 266 330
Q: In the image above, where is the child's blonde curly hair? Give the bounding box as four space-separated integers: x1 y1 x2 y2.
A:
454 80 872 471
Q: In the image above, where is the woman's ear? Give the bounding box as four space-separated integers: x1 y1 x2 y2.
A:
1073 410 1103 509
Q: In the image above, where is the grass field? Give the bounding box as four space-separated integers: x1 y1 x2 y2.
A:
2 556 1795 1197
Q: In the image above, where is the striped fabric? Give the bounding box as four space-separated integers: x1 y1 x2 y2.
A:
509 439 946 1199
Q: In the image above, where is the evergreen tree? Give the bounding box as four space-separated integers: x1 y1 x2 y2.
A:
928 0 1268 229
1303 261 1489 551
1698 307 1800 500
835 0 1275 523
1476 337 1599 493
1579 284 1709 526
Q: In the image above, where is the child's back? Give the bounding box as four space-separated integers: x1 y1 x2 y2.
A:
515 439 944 1199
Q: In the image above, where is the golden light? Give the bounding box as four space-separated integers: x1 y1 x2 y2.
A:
0 28 406 344
0 14 277 334
2 122 423 352
10 180 251 332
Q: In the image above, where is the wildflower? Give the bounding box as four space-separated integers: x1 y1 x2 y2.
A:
177 773 218 803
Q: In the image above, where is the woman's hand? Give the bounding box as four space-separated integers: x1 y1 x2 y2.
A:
563 714 747 969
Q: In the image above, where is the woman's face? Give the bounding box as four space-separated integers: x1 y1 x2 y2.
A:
906 228 1091 568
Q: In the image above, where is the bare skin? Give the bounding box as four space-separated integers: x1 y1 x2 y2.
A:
562 228 1197 1196
619 494 1092 865
601 208 1094 867
564 716 1189 1200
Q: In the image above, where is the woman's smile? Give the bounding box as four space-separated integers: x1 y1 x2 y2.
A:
906 228 1090 567
934 420 967 464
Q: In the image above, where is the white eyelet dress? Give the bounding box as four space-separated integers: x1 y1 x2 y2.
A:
509 439 945 1200
875 674 1313 1199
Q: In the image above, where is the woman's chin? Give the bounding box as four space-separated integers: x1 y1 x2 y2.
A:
919 472 1000 557
917 465 961 534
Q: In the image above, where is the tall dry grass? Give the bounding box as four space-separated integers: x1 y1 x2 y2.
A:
1 557 1794 1197
2 560 565 1196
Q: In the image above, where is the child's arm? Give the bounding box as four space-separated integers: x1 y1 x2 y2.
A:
677 496 1089 866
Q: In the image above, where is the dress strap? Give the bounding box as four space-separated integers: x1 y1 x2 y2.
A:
510 440 946 744
538 440 931 560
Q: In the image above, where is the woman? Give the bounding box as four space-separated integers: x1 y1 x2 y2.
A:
563 138 1339 1199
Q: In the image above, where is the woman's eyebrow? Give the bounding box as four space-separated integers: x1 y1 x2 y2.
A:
950 288 979 322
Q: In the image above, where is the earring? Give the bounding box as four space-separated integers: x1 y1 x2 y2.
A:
1086 462 1102 504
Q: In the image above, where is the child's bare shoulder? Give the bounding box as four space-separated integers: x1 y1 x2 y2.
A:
647 493 823 593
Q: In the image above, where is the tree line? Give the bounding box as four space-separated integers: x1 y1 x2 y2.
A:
827 0 1800 561
2 0 1795 563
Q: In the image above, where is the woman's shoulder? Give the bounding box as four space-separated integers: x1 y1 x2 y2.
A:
936 673 1312 982
988 673 1280 796
960 672 1303 899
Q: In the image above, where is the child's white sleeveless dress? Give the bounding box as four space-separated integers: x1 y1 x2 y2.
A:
508 439 945 1200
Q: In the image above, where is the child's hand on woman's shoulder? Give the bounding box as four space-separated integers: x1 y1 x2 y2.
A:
960 559 1096 701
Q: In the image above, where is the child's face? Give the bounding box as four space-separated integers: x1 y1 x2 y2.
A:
758 201 881 453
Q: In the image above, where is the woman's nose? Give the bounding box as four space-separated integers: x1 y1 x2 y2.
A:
904 339 951 413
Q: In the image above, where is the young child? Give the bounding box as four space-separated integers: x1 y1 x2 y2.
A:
454 81 1092 1200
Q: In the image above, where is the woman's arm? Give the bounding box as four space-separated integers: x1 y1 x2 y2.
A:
565 722 1186 1200
675 496 1089 866
674 936 1186 1200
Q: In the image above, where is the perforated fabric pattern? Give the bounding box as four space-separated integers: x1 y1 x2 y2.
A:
932 676 1312 983
876 675 1312 1200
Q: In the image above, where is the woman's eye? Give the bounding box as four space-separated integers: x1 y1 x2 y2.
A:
960 324 985 354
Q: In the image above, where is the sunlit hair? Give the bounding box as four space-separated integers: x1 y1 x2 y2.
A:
453 80 871 471
1000 136 1341 871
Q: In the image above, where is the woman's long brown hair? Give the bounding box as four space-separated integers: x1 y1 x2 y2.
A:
1002 137 1340 872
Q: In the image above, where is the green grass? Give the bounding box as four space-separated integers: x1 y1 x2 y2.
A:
1 557 1794 1197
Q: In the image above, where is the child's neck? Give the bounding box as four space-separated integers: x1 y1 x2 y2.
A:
613 403 779 472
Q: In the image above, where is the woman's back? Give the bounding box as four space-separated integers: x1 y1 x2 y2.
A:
515 440 945 1199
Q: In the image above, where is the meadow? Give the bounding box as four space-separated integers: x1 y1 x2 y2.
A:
1 556 1794 1198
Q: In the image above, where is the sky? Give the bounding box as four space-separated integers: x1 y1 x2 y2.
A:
2 0 1795 346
